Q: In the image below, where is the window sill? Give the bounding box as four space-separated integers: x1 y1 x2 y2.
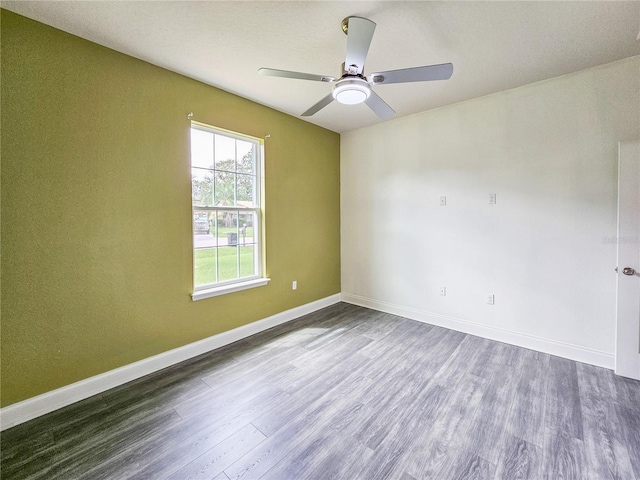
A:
191 278 271 301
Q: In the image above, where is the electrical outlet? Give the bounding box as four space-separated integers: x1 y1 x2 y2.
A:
486 294 495 305
439 286 446 296
488 193 496 204
292 280 297 291
440 196 447 206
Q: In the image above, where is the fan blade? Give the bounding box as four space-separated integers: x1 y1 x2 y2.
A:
301 93 335 117
365 91 395 120
345 17 376 74
368 63 453 85
259 68 335 83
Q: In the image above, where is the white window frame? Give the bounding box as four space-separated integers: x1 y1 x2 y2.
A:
190 122 269 301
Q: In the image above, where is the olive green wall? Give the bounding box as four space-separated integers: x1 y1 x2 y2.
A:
0 10 341 407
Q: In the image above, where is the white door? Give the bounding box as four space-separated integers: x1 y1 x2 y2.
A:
616 139 640 380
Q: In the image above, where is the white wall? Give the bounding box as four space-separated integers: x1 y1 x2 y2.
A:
341 56 640 367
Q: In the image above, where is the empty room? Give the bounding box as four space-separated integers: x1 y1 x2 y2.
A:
1 1 639 479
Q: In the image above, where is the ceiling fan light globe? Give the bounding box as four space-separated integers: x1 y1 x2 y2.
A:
332 81 371 105
335 88 368 105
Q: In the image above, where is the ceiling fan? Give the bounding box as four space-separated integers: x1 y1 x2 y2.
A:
259 16 453 120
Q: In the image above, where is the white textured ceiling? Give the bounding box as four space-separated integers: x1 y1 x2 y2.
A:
3 1 640 133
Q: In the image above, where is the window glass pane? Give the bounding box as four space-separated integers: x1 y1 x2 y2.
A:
239 245 255 278
193 211 217 247
192 168 214 207
214 172 236 206
194 247 217 286
192 212 211 235
236 140 255 174
191 129 214 169
238 212 255 246
236 174 255 207
218 245 239 281
215 134 235 172
217 211 238 245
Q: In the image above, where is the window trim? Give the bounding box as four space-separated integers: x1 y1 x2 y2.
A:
190 122 266 298
191 277 271 301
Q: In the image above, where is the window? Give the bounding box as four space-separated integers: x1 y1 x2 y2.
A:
190 123 268 300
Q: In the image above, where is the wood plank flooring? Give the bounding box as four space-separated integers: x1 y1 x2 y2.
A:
2 302 640 479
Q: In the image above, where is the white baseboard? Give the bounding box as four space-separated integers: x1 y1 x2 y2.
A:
2 291 615 431
342 293 614 370
0 293 341 431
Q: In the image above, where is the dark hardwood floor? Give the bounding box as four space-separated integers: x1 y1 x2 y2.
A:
2 302 640 479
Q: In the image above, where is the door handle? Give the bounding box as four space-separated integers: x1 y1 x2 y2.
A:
622 267 636 276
